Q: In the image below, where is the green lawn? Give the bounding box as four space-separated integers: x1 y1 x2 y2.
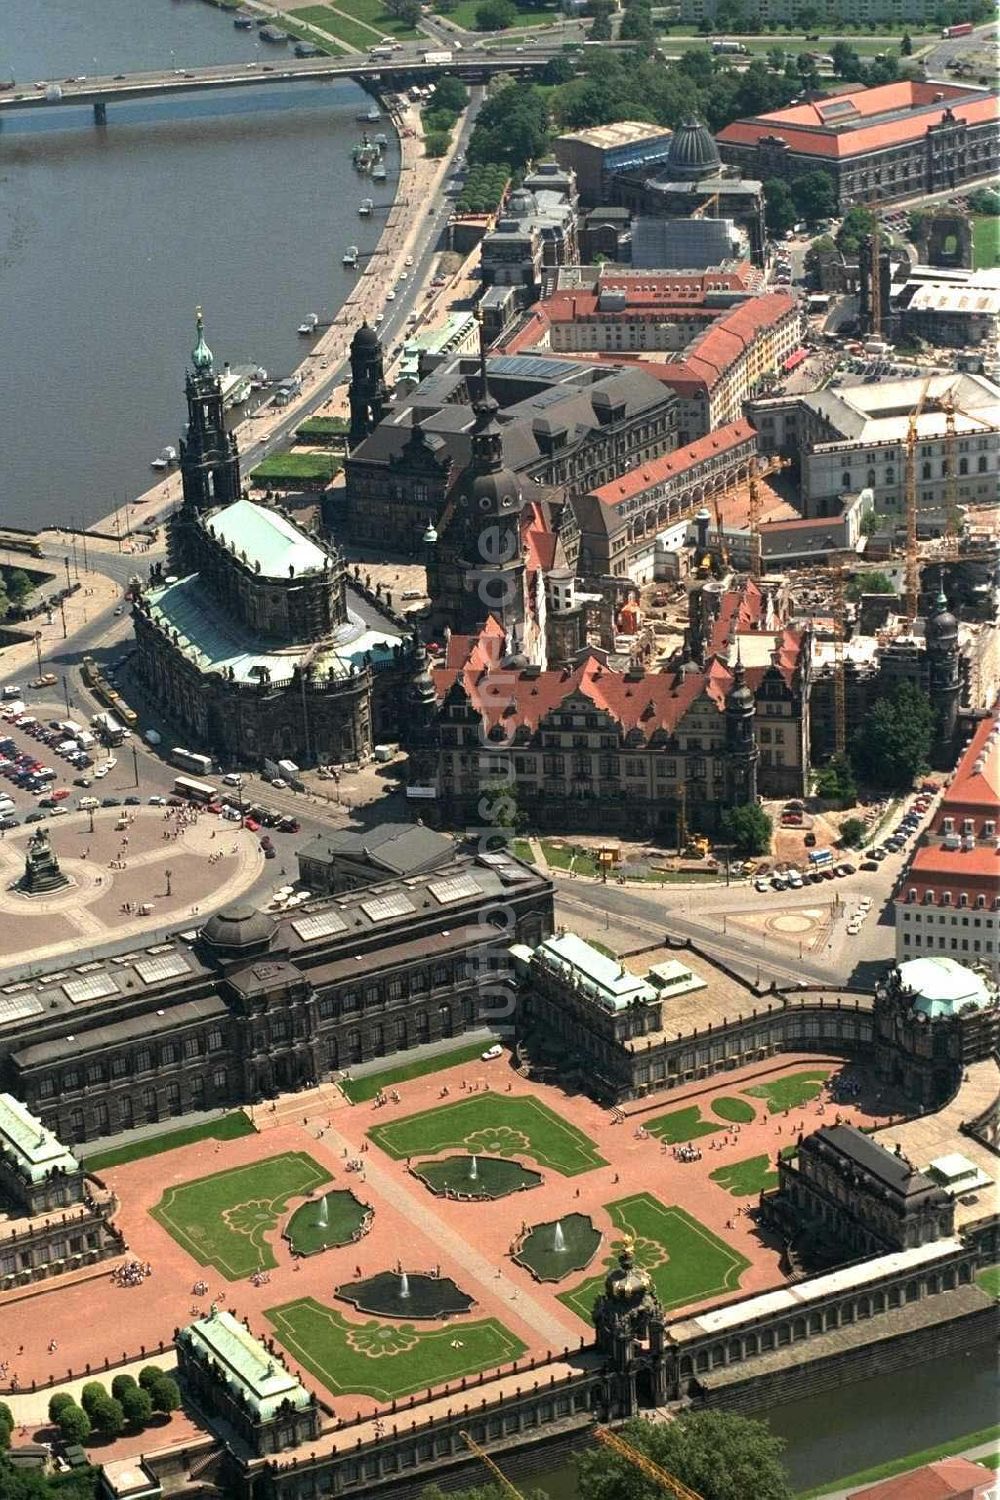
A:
711 1097 756 1124
976 1264 1000 1299
973 215 1000 271
743 1069 832 1114
273 15 346 53
539 839 600 877
797 1425 1000 1499
439 0 561 27
558 1193 749 1325
267 1298 525 1400
294 416 349 445
710 1154 778 1198
511 838 536 864
151 1152 330 1279
82 1113 254 1172
285 1190 368 1255
291 4 390 50
340 1041 489 1103
340 0 422 38
645 1104 723 1146
368 1094 606 1176
250 452 341 485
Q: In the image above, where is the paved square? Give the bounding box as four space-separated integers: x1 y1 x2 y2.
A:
558 1193 750 1323
368 1094 607 1176
266 1299 526 1402
151 1152 330 1279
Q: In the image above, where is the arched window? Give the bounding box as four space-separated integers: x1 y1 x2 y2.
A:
978 455 988 472
841 471 851 489
867 469 876 488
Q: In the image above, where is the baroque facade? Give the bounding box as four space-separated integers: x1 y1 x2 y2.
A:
132 313 413 768
0 851 552 1146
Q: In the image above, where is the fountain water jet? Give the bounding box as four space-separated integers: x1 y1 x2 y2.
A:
316 1196 329 1230
468 1155 479 1181
553 1219 567 1253
399 1270 410 1299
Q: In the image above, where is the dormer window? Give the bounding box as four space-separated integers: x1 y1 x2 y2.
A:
976 894 986 909
942 891 952 907
908 889 917 903
943 817 954 834
959 893 968 908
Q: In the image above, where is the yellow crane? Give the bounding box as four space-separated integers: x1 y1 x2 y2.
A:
940 390 992 558
593 1425 705 1500
691 192 720 220
904 374 934 626
459 1430 524 1500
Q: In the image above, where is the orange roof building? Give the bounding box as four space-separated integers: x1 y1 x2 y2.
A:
716 81 999 207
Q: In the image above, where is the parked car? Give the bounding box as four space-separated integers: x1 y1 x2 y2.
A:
481 1044 503 1061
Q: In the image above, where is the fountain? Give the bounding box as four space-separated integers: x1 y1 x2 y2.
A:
399 1270 410 1299
338 1270 474 1319
316 1196 329 1230
553 1219 567 1253
469 1155 479 1181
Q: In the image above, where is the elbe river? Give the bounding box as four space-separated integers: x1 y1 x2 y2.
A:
0 0 392 531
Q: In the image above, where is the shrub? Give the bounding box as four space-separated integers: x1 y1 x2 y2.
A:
138 1365 165 1392
80 1383 109 1419
49 1391 76 1424
121 1387 154 1429
58 1402 92 1445
149 1376 181 1415
111 1374 139 1403
90 1395 125 1439
839 817 865 848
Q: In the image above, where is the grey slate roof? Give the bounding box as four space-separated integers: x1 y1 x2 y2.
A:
300 821 454 876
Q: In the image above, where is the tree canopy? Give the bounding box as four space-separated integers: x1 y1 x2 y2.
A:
852 681 934 791
763 178 796 237
845 570 896 601
474 0 515 28
0 1458 99 1500
466 82 550 171
576 1412 793 1500
790 170 836 224
722 803 773 856
837 205 877 259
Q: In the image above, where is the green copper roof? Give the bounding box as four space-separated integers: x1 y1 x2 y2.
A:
183 1310 312 1419
211 499 329 579
535 932 656 1012
898 956 997 1020
0 1092 80 1184
192 306 214 373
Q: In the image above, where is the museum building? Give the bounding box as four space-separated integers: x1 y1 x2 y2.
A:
0 847 552 1146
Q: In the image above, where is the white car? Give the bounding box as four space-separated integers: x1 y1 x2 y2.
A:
78 796 100 809
148 795 167 805
105 757 117 770
481 1044 503 1061
386 290 396 300
846 922 861 936
270 777 287 789
93 766 108 780
222 773 243 787
858 896 873 911
754 877 770 893
405 255 414 266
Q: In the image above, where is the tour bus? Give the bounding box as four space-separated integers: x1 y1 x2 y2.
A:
173 775 218 805
91 711 126 746
172 746 214 778
807 847 834 867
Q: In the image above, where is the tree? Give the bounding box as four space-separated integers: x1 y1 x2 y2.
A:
48 1391 76 1425
4 569 33 604
423 131 451 157
836 204 876 258
852 681 934 791
830 41 863 80
803 233 837 283
968 185 1000 215
901 30 913 53
763 177 796 236
814 753 857 804
120 1387 154 1430
138 1365 166 1392
90 1396 125 1439
791 169 835 224
577 1412 793 1500
79 1384 108 1420
541 55 575 86
839 816 865 847
57 1402 92 1445
588 10 612 38
419 1486 549 1500
148 1376 181 1415
767 46 786 71
110 1374 138 1403
845 570 895 601
474 0 515 28
0 1402 11 1451
432 74 469 113
385 0 421 22
722 803 773 856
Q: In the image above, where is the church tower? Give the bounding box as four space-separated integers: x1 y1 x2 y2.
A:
404 634 440 789
178 308 241 516
348 322 388 446
926 587 960 768
725 650 759 807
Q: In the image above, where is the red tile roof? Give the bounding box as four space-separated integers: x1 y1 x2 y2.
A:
938 709 1000 814
521 500 559 574
850 1455 995 1500
589 419 756 506
717 82 998 161
905 841 1000 890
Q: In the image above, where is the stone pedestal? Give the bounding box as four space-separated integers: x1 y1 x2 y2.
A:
16 829 71 896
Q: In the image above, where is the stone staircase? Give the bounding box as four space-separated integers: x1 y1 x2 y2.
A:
251 1081 346 1131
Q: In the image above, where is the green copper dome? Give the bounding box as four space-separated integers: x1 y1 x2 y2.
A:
192 306 214 373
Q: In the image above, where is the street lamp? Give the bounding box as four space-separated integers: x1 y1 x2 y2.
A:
132 742 140 788
33 632 43 677
165 868 172 897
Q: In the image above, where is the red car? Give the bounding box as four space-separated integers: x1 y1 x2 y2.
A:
244 817 260 832
52 788 70 801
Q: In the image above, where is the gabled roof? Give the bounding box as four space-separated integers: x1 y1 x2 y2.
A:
210 499 329 579
717 81 998 161
850 1455 996 1500
588 419 756 506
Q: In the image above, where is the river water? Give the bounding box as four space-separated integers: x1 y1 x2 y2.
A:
523 1346 998 1496
0 0 395 530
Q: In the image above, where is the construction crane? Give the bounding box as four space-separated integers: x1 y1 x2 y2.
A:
691 192 720 221
748 455 790 579
459 1431 524 1500
593 1426 705 1500
904 374 933 626
710 490 730 569
831 556 847 759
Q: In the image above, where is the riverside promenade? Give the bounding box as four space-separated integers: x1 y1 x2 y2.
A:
86 91 471 537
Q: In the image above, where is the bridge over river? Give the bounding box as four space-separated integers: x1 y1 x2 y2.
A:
0 50 552 123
